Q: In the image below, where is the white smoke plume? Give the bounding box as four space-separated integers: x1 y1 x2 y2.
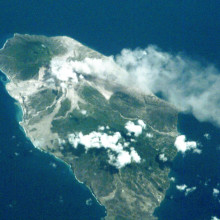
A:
50 41 220 127
114 46 220 126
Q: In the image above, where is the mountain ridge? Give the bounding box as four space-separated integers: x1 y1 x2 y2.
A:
0 34 178 219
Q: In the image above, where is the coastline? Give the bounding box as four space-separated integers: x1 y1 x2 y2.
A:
0 68 107 217
0 35 107 215
0 66 174 220
0 68 167 219
0 0 219 217
0 34 178 219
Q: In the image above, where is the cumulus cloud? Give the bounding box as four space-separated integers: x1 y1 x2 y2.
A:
68 131 122 150
98 126 105 131
115 46 220 127
81 110 87 115
204 133 211 140
68 131 141 169
185 186 197 196
125 120 146 137
170 177 175 182
137 120 146 129
109 147 141 169
176 184 197 196
213 188 220 197
211 217 220 220
146 133 153 138
50 43 220 127
193 148 202 154
174 135 201 154
176 184 187 191
130 147 141 162
159 153 168 162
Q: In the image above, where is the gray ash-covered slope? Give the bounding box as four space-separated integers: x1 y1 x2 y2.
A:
0 34 178 220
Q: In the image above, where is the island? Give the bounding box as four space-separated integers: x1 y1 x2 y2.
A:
0 34 178 219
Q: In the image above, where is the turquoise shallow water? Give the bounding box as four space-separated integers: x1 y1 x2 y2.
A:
0 72 106 220
0 0 220 219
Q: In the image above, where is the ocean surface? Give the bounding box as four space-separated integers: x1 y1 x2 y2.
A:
0 73 106 219
0 0 220 219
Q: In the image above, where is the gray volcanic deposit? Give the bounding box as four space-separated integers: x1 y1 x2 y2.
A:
0 34 179 219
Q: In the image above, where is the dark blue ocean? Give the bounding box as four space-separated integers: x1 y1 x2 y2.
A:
0 0 220 219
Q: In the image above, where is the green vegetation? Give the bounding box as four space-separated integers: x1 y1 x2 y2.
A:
1 40 51 80
51 84 127 135
110 92 178 132
28 89 57 112
51 84 177 176
0 34 66 80
79 84 108 107
0 34 179 220
55 98 71 117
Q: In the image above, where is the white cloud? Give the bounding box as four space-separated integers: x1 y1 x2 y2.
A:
174 135 200 154
98 126 105 131
58 138 66 145
81 110 87 115
159 153 168 162
68 131 141 169
79 74 84 80
50 56 79 83
138 120 146 129
170 177 175 182
185 186 197 196
115 46 220 127
193 148 202 154
211 217 220 220
204 133 211 140
109 147 141 169
130 147 141 163
69 131 122 151
109 151 131 169
176 184 196 196
176 184 187 191
213 188 220 197
50 43 220 127
124 142 130 147
146 133 153 138
125 121 145 137
117 151 132 165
